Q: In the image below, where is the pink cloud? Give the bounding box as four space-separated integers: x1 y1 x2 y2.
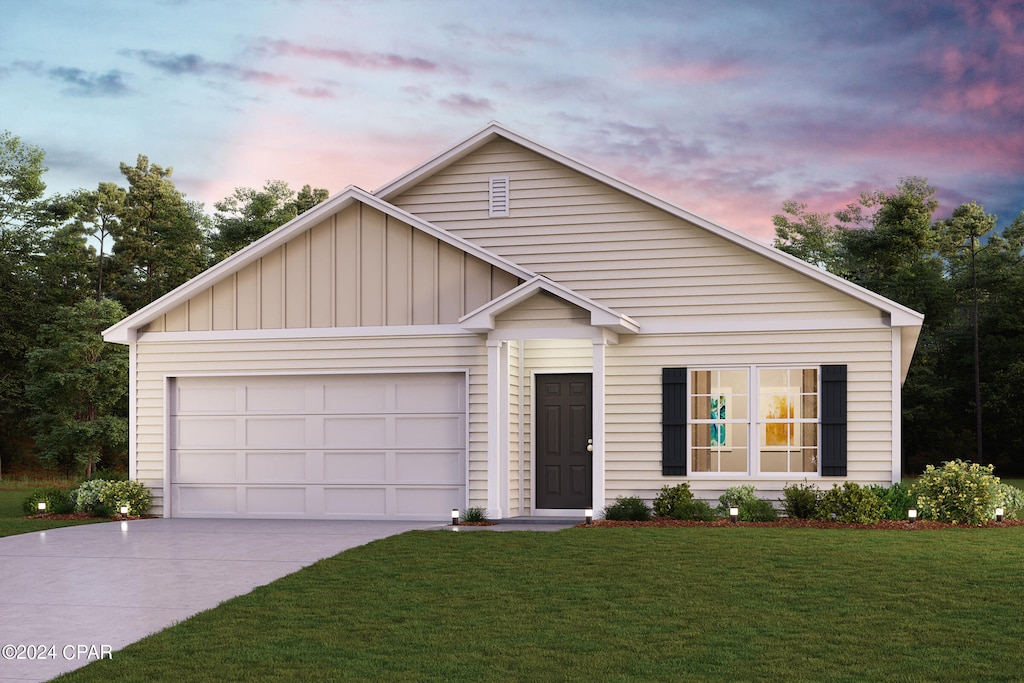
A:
259 40 439 73
632 61 753 84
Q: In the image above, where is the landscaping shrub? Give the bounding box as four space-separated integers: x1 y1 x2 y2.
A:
97 479 152 516
675 499 718 521
781 481 821 519
816 482 885 524
461 507 489 523
21 488 74 515
653 483 694 517
652 484 716 521
602 496 652 521
717 485 777 521
739 497 779 522
71 478 116 516
869 482 915 521
911 459 1000 525
994 483 1023 520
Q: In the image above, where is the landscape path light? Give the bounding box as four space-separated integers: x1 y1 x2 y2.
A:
120 504 130 518
729 506 739 524
584 508 593 526
451 508 459 526
908 508 917 524
37 501 46 513
995 507 1004 523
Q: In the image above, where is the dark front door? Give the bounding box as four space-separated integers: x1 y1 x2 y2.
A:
536 373 593 509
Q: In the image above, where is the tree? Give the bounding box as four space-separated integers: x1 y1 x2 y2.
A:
209 180 328 261
108 156 209 312
24 298 129 477
76 182 126 299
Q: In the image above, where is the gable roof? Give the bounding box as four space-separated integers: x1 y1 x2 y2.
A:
375 122 925 331
103 185 534 343
460 275 640 336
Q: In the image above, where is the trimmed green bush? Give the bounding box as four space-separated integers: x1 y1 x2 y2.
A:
870 482 915 521
22 488 74 516
911 460 1000 525
816 482 885 524
653 483 694 518
717 485 777 521
602 496 652 521
781 481 821 519
97 479 152 516
674 499 718 521
739 497 779 522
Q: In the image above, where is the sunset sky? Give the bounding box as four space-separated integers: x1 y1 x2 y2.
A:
2 0 1021 242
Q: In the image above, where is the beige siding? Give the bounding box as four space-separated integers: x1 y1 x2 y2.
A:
494 292 591 330
138 203 521 334
600 328 894 506
134 334 487 515
391 140 884 326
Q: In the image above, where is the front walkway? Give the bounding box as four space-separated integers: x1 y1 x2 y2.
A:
0 518 438 682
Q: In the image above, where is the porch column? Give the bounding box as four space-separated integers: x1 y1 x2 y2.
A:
592 338 608 513
486 339 509 519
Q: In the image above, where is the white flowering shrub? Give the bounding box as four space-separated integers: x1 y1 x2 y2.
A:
995 483 1023 520
71 479 115 515
911 460 1001 525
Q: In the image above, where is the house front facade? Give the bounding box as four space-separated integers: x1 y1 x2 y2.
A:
103 123 923 520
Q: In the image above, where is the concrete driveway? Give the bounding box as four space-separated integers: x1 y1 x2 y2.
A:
0 518 439 682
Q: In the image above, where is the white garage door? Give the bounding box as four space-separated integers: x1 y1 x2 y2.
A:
169 373 466 520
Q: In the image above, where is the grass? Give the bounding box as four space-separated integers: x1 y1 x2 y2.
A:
0 480 101 538
54 526 1024 682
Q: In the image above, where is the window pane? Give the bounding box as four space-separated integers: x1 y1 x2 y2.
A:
757 367 818 474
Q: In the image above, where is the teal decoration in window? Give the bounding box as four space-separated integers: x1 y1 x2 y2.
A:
710 396 726 446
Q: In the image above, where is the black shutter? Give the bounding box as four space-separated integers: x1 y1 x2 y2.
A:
662 368 687 476
820 364 847 476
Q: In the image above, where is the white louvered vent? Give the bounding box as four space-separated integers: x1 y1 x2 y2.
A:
489 176 510 217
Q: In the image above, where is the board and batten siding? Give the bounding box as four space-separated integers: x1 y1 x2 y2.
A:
133 334 488 515
140 202 520 334
390 140 884 327
601 328 894 505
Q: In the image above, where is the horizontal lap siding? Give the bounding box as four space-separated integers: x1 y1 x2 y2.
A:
134 335 487 514
602 329 893 506
391 141 882 324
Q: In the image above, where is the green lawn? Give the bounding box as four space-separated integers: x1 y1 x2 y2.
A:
54 526 1024 682
0 484 100 538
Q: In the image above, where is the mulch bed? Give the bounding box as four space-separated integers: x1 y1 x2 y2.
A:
578 517 1024 530
26 513 154 521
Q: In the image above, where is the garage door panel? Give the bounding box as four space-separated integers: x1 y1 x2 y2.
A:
177 486 238 514
395 487 462 515
176 384 239 413
395 451 463 483
246 487 307 515
177 418 239 448
324 417 388 448
324 487 387 515
396 378 465 412
395 415 465 448
245 418 309 448
171 373 466 520
324 378 388 413
175 451 237 483
324 452 386 482
246 451 307 482
245 384 309 412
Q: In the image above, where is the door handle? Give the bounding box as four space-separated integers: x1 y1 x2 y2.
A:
587 438 593 452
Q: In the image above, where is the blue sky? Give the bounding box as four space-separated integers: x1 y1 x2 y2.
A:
2 0 1021 241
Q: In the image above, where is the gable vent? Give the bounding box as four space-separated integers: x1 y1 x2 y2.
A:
489 176 510 217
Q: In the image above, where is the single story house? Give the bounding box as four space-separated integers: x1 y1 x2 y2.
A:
103 123 923 520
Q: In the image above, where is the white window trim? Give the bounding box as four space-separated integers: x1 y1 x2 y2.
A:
687 365 823 479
